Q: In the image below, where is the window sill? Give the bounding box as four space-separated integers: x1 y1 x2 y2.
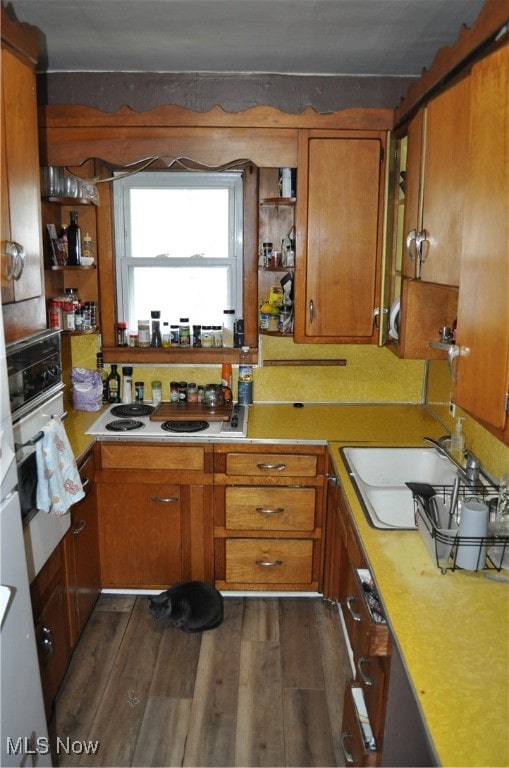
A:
102 346 258 365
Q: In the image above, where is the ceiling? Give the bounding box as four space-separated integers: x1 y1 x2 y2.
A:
6 0 486 77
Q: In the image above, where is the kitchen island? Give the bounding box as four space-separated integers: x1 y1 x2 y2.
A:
64 402 508 767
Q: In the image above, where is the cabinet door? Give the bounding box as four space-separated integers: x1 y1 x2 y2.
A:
420 76 470 285
1 47 43 304
35 583 70 719
295 135 383 342
66 453 101 647
98 482 182 588
453 44 509 433
401 111 424 278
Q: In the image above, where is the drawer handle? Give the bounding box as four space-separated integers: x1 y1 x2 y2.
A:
40 626 54 664
256 463 286 471
73 519 87 535
357 657 373 686
346 595 361 622
255 559 283 567
150 496 179 503
255 506 284 515
80 476 90 489
340 732 355 765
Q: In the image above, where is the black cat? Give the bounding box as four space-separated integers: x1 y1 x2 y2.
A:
148 581 224 633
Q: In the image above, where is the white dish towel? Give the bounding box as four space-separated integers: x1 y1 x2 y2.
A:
36 416 85 515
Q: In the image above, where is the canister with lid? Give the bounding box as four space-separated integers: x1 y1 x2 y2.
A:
138 319 151 347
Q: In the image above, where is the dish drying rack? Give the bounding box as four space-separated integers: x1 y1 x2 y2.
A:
414 483 508 574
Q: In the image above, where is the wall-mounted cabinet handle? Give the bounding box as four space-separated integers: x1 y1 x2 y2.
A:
406 229 417 262
255 506 284 515
346 595 361 622
255 559 283 567
357 657 373 686
73 519 87 535
309 299 314 323
5 241 25 281
150 496 179 503
256 463 286 471
417 228 429 264
448 343 469 383
340 732 355 764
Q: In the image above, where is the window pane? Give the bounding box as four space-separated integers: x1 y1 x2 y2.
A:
130 188 229 258
131 266 230 326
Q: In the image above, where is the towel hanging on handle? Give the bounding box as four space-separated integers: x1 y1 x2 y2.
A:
35 416 84 515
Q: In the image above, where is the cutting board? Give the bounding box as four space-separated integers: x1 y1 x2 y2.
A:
150 401 232 421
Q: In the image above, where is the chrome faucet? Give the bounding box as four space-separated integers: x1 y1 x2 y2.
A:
422 436 496 486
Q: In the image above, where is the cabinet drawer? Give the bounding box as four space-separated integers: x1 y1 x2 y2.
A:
225 539 313 584
356 655 388 742
225 486 315 530
100 444 205 471
225 452 317 477
344 567 390 659
341 684 378 767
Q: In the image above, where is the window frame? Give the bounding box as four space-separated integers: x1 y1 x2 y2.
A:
113 170 244 329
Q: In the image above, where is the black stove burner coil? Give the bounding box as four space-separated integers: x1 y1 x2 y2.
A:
161 420 209 433
105 419 145 432
110 403 154 418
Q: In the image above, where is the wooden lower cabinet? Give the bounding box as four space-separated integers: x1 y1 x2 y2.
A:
30 544 71 720
214 443 326 591
324 457 391 766
95 442 214 588
63 448 101 648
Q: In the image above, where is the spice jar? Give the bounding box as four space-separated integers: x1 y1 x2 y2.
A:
138 319 150 347
135 381 144 402
170 381 179 402
201 326 213 347
179 318 191 346
187 383 198 403
151 380 162 404
116 321 128 346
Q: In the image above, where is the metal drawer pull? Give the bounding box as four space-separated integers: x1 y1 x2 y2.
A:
81 476 90 489
150 496 178 503
255 506 284 515
73 520 87 535
255 559 283 567
346 595 361 622
256 463 286 471
357 657 373 686
340 732 355 764
309 298 315 324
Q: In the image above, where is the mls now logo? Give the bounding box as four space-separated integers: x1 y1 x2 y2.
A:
6 736 100 758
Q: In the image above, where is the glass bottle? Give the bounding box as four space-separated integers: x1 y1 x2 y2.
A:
179 318 191 346
96 353 108 403
67 210 82 265
162 322 171 347
151 310 162 347
107 364 121 403
238 346 253 404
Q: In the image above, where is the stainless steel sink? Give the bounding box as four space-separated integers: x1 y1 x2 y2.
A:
341 446 458 529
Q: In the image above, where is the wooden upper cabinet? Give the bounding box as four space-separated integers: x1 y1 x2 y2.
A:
402 76 470 286
1 45 43 305
453 43 509 435
294 132 385 343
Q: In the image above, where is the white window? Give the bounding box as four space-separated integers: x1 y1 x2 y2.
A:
113 171 243 329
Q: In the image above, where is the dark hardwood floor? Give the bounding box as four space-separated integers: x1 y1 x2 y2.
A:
50 595 351 767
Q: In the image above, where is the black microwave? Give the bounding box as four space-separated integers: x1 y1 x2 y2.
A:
6 329 63 422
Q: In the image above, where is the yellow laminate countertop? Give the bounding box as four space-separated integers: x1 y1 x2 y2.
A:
65 402 508 766
328 443 509 768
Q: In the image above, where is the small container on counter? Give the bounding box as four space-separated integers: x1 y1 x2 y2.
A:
170 325 180 346
178 381 188 401
135 381 144 402
48 299 63 329
201 326 213 347
170 381 179 402
128 331 138 347
187 383 198 403
151 380 162 404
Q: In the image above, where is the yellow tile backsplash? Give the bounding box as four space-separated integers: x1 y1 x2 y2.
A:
65 333 508 476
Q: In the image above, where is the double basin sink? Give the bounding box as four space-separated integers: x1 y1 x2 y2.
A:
341 446 458 529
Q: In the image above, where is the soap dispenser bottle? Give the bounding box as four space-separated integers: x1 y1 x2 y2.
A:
450 417 465 462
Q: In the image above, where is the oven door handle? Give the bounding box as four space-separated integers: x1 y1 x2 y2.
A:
14 411 68 451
